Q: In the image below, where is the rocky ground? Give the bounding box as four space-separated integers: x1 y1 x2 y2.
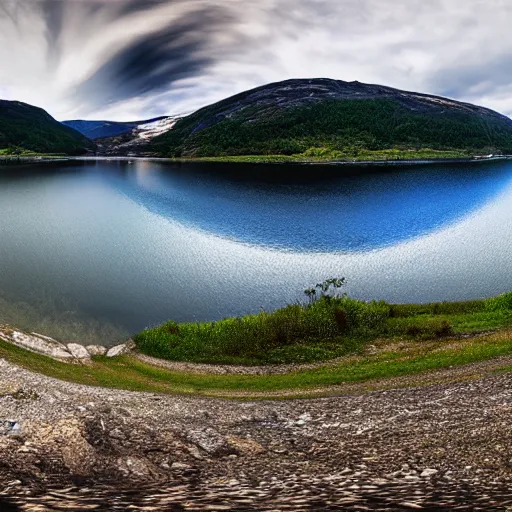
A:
2 357 512 511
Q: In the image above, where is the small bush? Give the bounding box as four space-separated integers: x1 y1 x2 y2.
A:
338 298 390 333
401 319 453 339
333 308 349 334
406 324 423 337
166 322 180 335
435 320 453 338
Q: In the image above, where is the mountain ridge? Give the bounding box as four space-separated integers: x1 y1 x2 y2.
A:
148 78 512 159
0 100 94 155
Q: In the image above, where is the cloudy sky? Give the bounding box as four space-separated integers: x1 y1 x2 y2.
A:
0 0 511 121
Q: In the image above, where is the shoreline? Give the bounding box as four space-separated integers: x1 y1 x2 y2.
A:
1 154 511 167
77 154 512 166
0 156 71 165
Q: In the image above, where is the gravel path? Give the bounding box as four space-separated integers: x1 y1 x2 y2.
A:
134 330 496 376
134 352 357 375
2 357 512 510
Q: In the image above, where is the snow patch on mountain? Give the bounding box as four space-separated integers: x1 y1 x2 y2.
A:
136 117 179 140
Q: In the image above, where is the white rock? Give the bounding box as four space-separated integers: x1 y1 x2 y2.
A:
420 468 439 478
86 345 107 356
171 462 191 470
1 330 73 360
106 343 131 358
67 343 91 360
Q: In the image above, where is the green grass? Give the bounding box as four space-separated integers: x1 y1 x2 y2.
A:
134 290 512 366
2 330 512 398
5 290 512 397
134 295 390 365
166 148 475 164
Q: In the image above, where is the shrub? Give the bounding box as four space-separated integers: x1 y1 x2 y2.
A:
337 297 390 332
333 308 349 334
406 324 423 337
435 320 453 338
486 292 512 312
401 319 454 339
166 322 180 335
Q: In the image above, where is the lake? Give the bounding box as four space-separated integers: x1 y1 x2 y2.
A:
1 158 512 344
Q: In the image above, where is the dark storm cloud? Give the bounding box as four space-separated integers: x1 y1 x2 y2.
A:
40 0 142 69
116 0 172 16
42 0 64 69
4 0 512 120
75 6 233 108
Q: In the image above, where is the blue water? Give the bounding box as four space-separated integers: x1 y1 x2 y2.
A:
1 159 512 344
105 160 512 252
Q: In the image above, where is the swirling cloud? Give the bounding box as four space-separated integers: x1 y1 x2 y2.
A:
0 0 511 121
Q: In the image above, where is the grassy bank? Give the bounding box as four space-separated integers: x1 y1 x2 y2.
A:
166 148 477 165
3 288 512 397
134 282 512 365
0 151 69 165
2 329 512 398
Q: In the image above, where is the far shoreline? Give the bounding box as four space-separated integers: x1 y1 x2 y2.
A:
2 154 512 167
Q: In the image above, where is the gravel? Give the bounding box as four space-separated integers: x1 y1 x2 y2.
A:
1 357 512 510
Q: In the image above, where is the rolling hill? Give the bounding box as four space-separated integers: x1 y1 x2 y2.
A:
149 78 512 159
0 100 94 155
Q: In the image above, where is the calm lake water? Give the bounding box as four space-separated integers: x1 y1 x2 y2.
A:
1 158 512 344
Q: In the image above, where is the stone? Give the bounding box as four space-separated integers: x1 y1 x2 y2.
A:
400 503 423 510
117 456 156 478
365 344 378 355
226 435 265 455
86 345 107 356
187 428 234 456
171 462 191 470
420 468 439 478
106 343 132 358
1 329 73 361
67 344 91 360
125 339 137 350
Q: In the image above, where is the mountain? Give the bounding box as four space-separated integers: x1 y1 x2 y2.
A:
0 100 94 155
150 78 512 159
62 116 169 140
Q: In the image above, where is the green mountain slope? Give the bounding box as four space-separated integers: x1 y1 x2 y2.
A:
151 78 512 159
0 100 95 155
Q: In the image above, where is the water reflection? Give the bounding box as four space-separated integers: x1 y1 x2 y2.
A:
1 159 512 344
103 159 512 252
